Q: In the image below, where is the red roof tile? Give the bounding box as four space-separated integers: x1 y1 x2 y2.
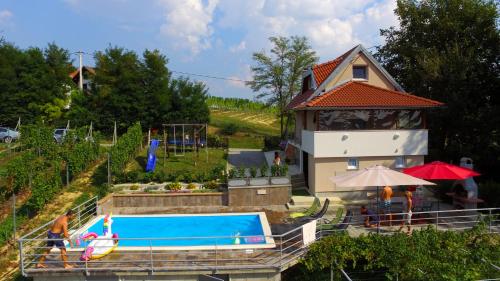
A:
312 47 355 87
287 89 315 110
291 81 443 109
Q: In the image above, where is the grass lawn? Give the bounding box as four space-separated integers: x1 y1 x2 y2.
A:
228 133 264 149
127 147 227 177
210 109 281 149
210 110 280 137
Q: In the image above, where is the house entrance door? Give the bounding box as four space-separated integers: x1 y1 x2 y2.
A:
302 151 309 189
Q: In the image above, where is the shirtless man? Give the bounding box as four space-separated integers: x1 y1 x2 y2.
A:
36 210 75 269
380 185 393 225
399 191 413 234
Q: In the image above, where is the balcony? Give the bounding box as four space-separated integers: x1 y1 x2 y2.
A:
301 129 428 158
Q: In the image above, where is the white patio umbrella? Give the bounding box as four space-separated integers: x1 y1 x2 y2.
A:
330 165 435 226
330 165 435 187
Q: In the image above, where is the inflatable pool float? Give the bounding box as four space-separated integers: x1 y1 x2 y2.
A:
80 214 119 261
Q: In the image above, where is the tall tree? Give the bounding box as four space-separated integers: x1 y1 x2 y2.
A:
376 0 500 178
247 36 318 138
0 40 73 125
68 46 210 133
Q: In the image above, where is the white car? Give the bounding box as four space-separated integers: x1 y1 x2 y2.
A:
0 127 19 143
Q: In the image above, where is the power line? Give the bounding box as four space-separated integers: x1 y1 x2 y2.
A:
70 50 252 83
170 70 251 83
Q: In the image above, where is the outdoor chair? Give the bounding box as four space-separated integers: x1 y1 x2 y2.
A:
333 210 353 231
294 199 330 225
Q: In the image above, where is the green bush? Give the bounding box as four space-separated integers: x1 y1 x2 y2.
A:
228 168 236 179
220 123 239 135
129 184 140 191
301 225 500 281
186 183 197 190
264 136 281 150
203 180 219 190
249 167 257 178
237 166 246 178
166 182 182 191
260 163 268 177
271 164 279 177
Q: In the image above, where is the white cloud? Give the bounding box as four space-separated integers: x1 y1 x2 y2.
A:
229 40 246 53
0 9 13 25
158 0 219 55
216 0 398 60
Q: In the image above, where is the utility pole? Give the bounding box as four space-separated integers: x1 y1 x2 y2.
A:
77 51 84 90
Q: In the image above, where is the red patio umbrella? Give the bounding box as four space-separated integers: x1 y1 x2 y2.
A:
403 161 480 180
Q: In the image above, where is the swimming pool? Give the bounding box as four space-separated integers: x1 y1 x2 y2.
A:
73 213 274 250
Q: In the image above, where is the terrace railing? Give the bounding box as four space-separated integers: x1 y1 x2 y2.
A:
18 204 499 277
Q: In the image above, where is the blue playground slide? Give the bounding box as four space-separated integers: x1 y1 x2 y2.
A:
146 139 160 172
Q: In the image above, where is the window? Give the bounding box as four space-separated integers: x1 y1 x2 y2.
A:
395 156 406 168
347 158 359 170
353 66 367 80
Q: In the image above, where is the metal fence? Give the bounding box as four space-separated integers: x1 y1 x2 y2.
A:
18 203 499 277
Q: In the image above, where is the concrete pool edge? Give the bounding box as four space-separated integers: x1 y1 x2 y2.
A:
69 212 276 251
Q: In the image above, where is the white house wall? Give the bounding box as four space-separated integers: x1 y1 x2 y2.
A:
301 129 428 158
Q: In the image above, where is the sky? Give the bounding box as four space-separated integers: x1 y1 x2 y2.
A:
0 0 399 99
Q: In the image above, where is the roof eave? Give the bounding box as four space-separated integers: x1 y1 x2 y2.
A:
300 105 443 110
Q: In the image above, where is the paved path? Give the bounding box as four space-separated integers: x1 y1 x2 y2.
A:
227 148 266 169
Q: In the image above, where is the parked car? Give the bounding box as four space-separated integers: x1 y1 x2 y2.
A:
0 127 20 143
53 128 69 143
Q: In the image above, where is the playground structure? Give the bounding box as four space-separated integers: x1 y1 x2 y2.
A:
141 124 209 172
145 139 159 172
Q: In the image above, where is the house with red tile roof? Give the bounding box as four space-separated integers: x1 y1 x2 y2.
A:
69 66 95 92
286 44 443 198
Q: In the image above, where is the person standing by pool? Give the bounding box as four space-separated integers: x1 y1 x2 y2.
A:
36 210 75 269
380 185 393 225
399 191 413 234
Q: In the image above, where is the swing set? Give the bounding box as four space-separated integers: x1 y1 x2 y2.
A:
162 123 208 162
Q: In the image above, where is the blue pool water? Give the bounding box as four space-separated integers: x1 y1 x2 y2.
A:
81 215 266 247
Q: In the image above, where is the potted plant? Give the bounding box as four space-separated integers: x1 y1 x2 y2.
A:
237 166 246 179
250 166 268 186
260 163 268 177
228 167 247 187
271 164 290 185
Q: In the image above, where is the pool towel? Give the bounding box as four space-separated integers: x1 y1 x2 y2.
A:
302 220 317 246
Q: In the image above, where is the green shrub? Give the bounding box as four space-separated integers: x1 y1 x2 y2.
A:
186 183 197 190
126 171 139 182
264 136 281 150
280 164 289 176
271 164 279 177
220 123 240 135
129 184 140 191
249 167 257 178
203 180 219 190
228 168 236 179
143 172 154 183
260 163 268 177
237 166 246 178
153 170 167 183
183 172 194 183
166 182 182 191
